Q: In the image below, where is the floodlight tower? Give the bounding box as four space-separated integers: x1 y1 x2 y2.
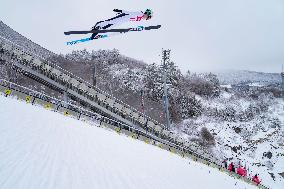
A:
162 49 171 129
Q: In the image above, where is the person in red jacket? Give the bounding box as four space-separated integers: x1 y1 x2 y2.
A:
237 167 247 177
242 167 247 177
252 174 261 185
228 162 235 172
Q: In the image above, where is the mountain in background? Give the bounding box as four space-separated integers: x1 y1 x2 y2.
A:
214 70 281 85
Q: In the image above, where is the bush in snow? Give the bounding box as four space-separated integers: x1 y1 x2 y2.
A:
144 61 183 102
240 101 269 122
0 64 9 80
169 92 202 122
144 63 164 102
268 117 281 129
184 72 221 98
199 127 215 147
177 93 202 119
179 119 200 136
219 106 237 122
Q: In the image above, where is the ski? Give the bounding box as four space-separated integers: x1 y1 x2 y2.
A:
64 25 161 35
144 25 161 30
66 34 108 45
64 28 130 35
129 25 161 31
66 25 161 45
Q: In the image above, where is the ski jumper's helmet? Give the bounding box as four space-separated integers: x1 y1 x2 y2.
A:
144 9 153 19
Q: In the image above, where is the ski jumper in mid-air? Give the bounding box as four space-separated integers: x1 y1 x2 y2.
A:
64 9 160 45
90 9 153 39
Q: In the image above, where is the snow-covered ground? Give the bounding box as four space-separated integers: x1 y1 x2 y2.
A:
186 92 284 189
0 95 257 189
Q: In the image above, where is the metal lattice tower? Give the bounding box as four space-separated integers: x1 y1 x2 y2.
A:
162 49 171 129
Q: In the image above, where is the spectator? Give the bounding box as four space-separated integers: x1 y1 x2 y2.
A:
236 166 247 177
228 162 235 172
222 159 228 169
252 174 261 185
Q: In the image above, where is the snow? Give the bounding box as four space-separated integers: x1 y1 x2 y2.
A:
180 90 284 189
220 84 232 89
221 91 233 99
248 82 264 87
0 95 257 189
215 70 280 85
251 128 277 141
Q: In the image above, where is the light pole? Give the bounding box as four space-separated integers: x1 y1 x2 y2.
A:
162 49 171 129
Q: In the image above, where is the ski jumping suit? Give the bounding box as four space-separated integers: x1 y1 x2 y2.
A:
91 9 145 39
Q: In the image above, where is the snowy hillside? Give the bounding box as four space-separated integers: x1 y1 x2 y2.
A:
214 70 281 85
181 91 284 189
0 95 257 189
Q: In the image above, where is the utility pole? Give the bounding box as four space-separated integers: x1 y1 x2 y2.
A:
162 49 171 129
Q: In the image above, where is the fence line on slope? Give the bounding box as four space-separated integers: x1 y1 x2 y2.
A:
0 79 268 189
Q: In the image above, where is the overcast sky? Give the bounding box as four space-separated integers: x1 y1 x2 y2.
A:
1 0 284 73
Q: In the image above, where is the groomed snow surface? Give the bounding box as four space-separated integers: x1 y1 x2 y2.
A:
0 95 257 189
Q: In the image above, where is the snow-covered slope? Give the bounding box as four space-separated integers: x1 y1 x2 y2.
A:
0 95 256 189
185 91 284 189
